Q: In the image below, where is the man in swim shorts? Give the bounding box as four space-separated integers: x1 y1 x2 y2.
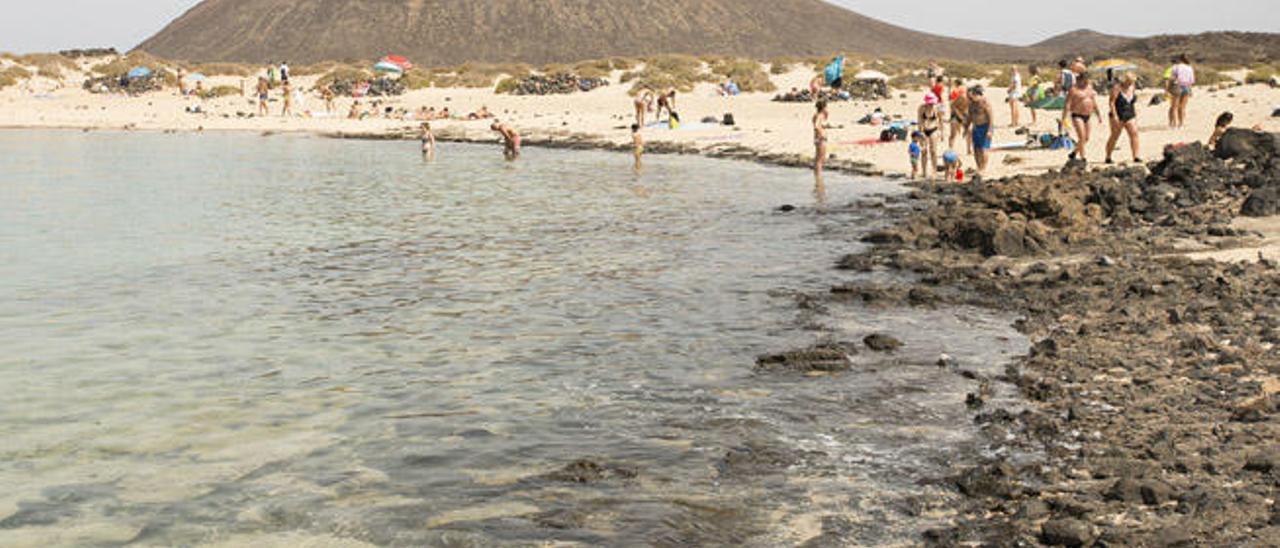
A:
256 77 269 117
1065 72 1100 162
967 86 994 177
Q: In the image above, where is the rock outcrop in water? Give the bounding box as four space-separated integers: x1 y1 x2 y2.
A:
828 133 1280 545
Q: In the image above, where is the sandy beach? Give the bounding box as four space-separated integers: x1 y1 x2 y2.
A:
3 58 1277 180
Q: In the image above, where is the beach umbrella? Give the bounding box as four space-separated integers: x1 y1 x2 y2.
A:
373 61 404 75
186 73 207 82
853 70 890 81
1091 59 1137 72
382 55 413 70
126 67 152 80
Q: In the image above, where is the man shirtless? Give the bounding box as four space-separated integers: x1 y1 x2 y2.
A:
813 100 829 175
656 90 677 124
256 77 270 117
967 87 994 177
1065 73 1101 161
491 121 521 160
948 81 971 153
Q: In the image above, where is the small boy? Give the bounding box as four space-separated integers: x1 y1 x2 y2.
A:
908 131 924 179
631 123 644 169
1208 111 1233 150
943 150 963 183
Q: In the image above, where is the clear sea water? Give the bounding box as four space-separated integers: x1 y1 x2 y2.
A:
0 130 1026 547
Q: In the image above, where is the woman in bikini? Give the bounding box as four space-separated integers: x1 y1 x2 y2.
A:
917 93 945 180
1065 72 1100 161
813 100 829 175
1104 73 1140 164
634 89 654 127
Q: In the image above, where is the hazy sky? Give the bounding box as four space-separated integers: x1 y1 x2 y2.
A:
0 0 1277 53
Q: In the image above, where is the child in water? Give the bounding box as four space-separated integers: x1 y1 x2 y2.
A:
908 131 924 179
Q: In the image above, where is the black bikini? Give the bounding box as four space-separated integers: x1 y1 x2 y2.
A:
1114 91 1137 122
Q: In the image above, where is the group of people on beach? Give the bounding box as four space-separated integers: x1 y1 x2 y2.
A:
898 53 1205 181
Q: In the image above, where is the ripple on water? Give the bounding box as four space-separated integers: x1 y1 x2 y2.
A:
0 131 1024 546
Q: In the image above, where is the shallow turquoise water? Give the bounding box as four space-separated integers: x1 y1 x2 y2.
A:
0 130 1024 546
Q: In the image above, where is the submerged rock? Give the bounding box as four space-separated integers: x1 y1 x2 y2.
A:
1041 518 1093 547
756 342 857 372
863 333 903 352
541 459 637 484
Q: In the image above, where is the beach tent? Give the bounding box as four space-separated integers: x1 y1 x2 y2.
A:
382 55 413 70
126 67 152 80
853 70 890 81
824 56 845 86
373 61 404 75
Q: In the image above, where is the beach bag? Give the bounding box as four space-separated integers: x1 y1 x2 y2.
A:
722 113 735 126
1050 136 1075 151
669 111 681 129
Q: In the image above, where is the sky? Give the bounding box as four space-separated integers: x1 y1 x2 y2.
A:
0 0 1277 53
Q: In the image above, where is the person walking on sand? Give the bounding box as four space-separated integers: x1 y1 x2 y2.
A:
813 100 829 175
1105 73 1141 164
1057 60 1075 96
1065 72 1100 162
631 123 644 171
256 77 270 117
1007 67 1024 128
420 122 436 160
948 80 971 153
279 61 290 84
491 121 521 160
967 86 994 177
1025 66 1042 125
1169 54 1195 129
917 92 944 180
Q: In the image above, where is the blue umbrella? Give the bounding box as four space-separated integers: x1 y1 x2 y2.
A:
126 67 152 80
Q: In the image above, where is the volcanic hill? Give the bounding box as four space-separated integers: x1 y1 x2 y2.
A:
136 0 1033 65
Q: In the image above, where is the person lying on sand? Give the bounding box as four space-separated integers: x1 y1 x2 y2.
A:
491 121 521 160
468 106 493 120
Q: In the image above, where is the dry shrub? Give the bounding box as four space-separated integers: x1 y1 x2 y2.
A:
0 65 33 89
607 57 638 71
768 58 795 75
317 66 373 87
1196 66 1235 86
938 61 988 81
290 62 344 77
16 53 78 80
888 73 929 90
540 63 570 75
1246 64 1276 84
494 77 519 94
627 54 710 94
401 69 432 90
91 51 175 76
202 85 240 99
708 58 775 93
573 59 614 79
988 71 1013 89
192 62 254 77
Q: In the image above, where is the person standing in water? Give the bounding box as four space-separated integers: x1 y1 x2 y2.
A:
917 92 944 181
491 121 521 160
1169 54 1195 129
631 123 644 171
1065 72 1100 162
813 100 829 175
1104 72 1140 164
420 122 436 160
967 86 994 178
1007 67 1024 127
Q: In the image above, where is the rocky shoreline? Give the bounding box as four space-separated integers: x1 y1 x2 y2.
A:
799 130 1280 546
